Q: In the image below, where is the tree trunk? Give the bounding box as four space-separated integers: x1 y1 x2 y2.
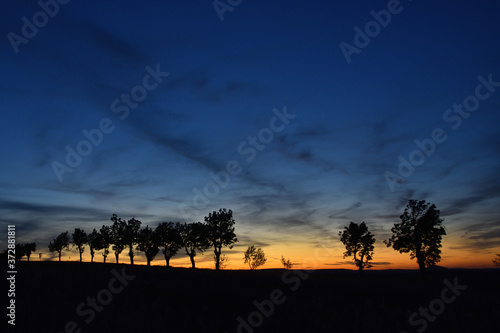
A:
27 255 30 262
165 256 170 268
415 250 427 280
58 251 61 262
129 246 134 265
418 261 426 280
214 249 220 271
115 253 119 264
358 254 364 278
190 255 196 269
79 251 83 262
147 259 151 267
103 255 107 263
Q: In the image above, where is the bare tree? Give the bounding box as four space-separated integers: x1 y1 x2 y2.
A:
48 232 70 262
244 245 267 270
281 256 294 270
339 222 375 277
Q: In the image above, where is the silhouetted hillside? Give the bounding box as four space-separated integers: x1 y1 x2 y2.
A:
12 262 499 332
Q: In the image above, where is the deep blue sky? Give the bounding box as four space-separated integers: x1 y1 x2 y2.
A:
1 0 499 267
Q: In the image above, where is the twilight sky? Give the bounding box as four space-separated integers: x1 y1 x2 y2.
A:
1 0 499 269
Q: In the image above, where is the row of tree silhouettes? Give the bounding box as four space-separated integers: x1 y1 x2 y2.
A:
15 200 500 277
339 199 447 279
11 242 37 261
47 208 237 269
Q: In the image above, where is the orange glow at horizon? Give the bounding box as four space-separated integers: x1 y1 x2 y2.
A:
36 236 499 270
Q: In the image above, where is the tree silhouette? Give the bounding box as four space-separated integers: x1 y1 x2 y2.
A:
339 222 375 277
71 228 88 262
48 231 70 261
281 256 294 270
385 199 446 279
111 214 127 264
214 254 229 270
87 229 100 263
179 222 210 269
98 225 112 263
493 253 500 266
205 208 238 270
124 218 142 265
244 245 267 270
15 243 25 260
24 242 36 261
137 226 160 266
14 243 36 261
156 222 182 268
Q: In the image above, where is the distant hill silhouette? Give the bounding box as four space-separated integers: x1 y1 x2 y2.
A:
426 265 449 271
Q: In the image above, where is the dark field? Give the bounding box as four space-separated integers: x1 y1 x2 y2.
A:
9 262 500 332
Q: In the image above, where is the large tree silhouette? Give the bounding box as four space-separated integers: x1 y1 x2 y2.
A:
180 222 210 269
14 243 37 261
205 208 238 270
15 243 25 260
137 226 160 266
339 222 375 277
87 229 100 263
111 214 127 264
71 228 88 262
48 231 70 261
24 243 36 261
124 218 142 265
244 245 267 270
98 225 112 263
385 199 446 279
156 222 182 268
